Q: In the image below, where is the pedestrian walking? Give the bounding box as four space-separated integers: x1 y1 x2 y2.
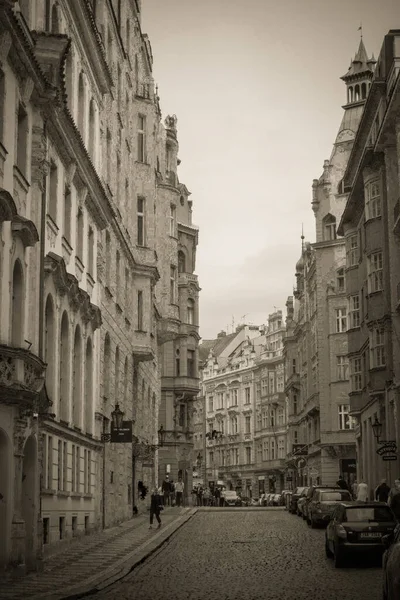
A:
162 475 171 506
336 475 351 492
175 476 184 507
170 479 176 506
197 485 203 506
351 480 358 500
214 486 221 507
149 487 163 529
375 478 391 503
388 479 400 521
356 479 368 502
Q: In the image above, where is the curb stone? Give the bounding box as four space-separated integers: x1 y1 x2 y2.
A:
48 508 198 600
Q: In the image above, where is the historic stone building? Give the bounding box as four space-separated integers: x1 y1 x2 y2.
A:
253 311 288 496
338 30 400 498
0 0 200 568
283 39 375 489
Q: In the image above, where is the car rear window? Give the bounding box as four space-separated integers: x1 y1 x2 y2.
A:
320 491 352 501
344 506 394 523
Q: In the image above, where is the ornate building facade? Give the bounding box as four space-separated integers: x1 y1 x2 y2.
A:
0 0 200 569
284 39 375 488
338 30 400 498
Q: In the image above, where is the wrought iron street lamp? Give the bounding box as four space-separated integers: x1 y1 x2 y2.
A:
371 416 383 443
101 404 125 442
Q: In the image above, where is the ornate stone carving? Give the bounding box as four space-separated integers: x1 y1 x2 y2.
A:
165 114 177 131
11 215 39 247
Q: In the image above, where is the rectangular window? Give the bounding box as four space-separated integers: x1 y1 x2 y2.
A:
337 268 345 292
277 408 284 426
170 266 177 303
278 438 285 459
365 180 381 219
244 388 250 404
232 389 238 405
75 446 80 493
16 103 28 174
268 373 275 394
137 114 146 162
64 186 71 242
88 227 94 276
169 205 176 237
245 447 251 464
76 209 84 261
57 440 62 491
338 404 354 430
336 355 349 380
63 442 67 491
370 327 385 368
261 378 268 396
256 412 262 430
137 291 143 330
72 444 76 491
348 294 360 328
137 197 145 246
84 449 88 494
48 161 58 222
350 357 362 392
346 234 358 267
368 252 383 293
335 308 347 333
47 436 53 489
187 349 195 378
325 220 337 241
208 395 213 412
234 448 239 465
293 394 297 415
292 359 296 374
245 415 251 434
270 409 275 428
270 438 276 460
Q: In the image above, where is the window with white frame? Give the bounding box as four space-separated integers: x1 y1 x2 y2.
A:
169 204 176 237
370 326 385 368
365 179 381 219
137 197 145 246
208 395 213 412
232 389 238 405
338 404 355 430
263 439 269 461
323 213 337 241
348 294 360 328
277 408 284 426
336 355 349 380
170 265 177 303
230 415 238 434
368 251 383 293
270 438 276 459
335 308 347 333
336 268 345 292
244 387 250 404
350 357 362 392
245 446 251 464
217 392 224 409
346 234 358 267
262 410 268 429
278 437 285 458
256 412 262 430
245 415 251 434
137 114 146 162
261 378 268 396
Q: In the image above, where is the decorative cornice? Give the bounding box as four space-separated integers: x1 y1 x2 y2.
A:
11 214 39 247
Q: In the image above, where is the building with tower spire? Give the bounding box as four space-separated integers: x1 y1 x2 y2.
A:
284 37 375 491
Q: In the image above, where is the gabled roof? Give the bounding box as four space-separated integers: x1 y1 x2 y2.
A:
199 332 238 364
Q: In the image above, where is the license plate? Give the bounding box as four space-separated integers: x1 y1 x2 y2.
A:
360 532 381 538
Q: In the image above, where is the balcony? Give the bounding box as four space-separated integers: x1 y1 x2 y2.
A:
162 375 200 395
0 344 46 405
157 305 180 344
132 330 156 363
178 273 199 287
304 393 320 417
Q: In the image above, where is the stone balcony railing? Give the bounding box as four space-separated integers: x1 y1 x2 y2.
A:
0 344 46 404
132 330 156 362
178 272 199 286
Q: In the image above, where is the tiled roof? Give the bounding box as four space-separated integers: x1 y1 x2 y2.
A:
199 332 238 364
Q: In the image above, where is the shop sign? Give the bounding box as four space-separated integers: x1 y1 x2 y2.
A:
377 441 397 457
383 455 397 461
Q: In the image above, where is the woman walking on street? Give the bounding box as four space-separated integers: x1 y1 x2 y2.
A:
356 479 368 502
149 487 163 529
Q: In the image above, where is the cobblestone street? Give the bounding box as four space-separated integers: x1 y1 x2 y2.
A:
92 509 383 600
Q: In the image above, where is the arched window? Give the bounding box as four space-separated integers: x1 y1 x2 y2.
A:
115 346 120 399
178 251 186 273
187 298 195 325
348 86 353 103
78 73 85 137
322 213 336 241
44 295 55 399
85 337 93 434
354 85 360 101
103 333 111 402
51 3 60 33
124 356 129 405
59 312 70 422
11 260 24 347
361 82 367 99
73 326 82 428
88 99 95 159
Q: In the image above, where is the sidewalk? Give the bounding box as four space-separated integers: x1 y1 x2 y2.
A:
0 507 197 600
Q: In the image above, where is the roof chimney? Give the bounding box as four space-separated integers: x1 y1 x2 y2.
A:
217 330 226 338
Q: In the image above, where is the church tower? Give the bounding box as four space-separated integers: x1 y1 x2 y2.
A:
341 38 376 106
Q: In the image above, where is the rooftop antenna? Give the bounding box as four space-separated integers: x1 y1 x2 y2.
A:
301 223 305 253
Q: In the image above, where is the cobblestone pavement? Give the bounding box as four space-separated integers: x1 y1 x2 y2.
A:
92 508 383 600
0 507 193 600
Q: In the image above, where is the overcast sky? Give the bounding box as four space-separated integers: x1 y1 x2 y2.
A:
142 0 400 339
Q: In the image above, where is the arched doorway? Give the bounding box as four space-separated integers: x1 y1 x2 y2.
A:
22 435 37 570
0 429 11 569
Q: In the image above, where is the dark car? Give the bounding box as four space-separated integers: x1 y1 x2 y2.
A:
289 486 307 514
325 502 397 568
297 487 310 518
304 486 341 524
382 523 400 600
289 486 306 514
308 489 352 528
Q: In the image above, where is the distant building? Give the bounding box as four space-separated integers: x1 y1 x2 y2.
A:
338 29 400 498
284 38 375 488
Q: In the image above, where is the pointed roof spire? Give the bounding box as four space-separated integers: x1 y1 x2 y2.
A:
341 35 375 81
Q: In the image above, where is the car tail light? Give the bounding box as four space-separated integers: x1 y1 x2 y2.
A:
337 525 347 539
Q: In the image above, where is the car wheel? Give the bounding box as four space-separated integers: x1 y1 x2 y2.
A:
334 544 345 568
325 536 333 558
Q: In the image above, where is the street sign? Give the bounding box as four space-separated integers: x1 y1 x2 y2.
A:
383 455 398 461
292 444 308 456
111 420 132 443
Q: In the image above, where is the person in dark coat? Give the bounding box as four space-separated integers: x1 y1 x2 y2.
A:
162 475 171 506
389 480 400 522
336 475 350 492
149 487 163 529
375 479 391 503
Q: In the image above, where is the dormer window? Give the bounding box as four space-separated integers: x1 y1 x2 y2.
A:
323 213 337 241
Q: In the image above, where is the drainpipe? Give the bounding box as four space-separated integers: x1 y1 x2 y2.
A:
38 125 47 360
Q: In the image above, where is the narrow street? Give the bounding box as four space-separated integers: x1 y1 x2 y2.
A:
91 509 383 600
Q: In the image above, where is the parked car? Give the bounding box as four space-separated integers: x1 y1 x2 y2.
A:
325 502 397 568
308 489 352 528
240 496 252 507
289 487 307 514
382 523 400 600
266 493 275 506
272 493 282 506
223 490 241 507
297 488 309 518
304 486 341 524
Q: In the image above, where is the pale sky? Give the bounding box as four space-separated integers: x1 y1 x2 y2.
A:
142 0 400 339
